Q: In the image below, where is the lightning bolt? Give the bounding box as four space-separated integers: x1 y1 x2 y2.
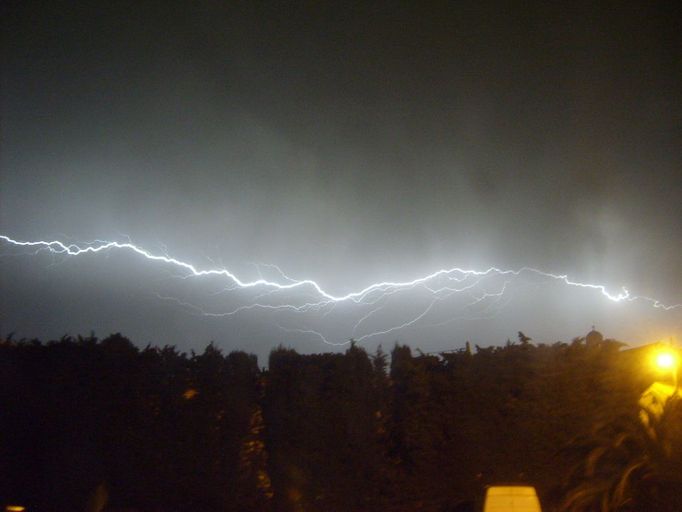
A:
1 234 680 346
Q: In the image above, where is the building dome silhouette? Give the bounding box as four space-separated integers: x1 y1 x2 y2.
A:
586 327 604 346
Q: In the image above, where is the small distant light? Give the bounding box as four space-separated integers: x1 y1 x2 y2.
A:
183 388 198 400
6 506 26 512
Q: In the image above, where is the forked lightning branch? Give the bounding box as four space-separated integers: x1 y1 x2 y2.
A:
1 234 679 345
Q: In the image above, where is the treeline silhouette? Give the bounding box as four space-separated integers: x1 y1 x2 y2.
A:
1 332 679 511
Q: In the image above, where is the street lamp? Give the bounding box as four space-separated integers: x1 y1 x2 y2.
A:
639 344 680 427
656 351 675 369
652 347 679 392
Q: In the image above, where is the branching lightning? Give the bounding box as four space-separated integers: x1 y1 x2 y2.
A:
1 234 680 345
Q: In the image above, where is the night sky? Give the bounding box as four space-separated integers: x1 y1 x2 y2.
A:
2 2 681 361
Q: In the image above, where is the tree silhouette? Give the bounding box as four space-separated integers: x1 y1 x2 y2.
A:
3 331 680 511
560 396 682 512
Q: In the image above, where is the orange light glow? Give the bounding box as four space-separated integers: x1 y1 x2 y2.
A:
182 388 198 400
656 352 676 370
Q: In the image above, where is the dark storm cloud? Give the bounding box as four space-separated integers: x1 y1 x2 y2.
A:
1 1 680 355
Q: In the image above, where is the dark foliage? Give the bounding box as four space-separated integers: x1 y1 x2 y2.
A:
0 334 262 511
1 333 678 511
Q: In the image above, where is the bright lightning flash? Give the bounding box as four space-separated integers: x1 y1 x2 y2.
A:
1 234 679 345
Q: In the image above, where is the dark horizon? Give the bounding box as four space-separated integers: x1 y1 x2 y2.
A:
3 330 680 511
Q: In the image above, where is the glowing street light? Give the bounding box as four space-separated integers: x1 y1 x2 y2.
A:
655 351 677 371
651 345 679 392
639 344 680 428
